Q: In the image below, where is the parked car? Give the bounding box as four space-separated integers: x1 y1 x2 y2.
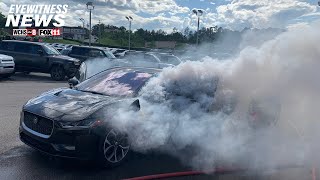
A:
0 54 15 78
60 48 72 56
20 67 160 167
63 46 116 62
0 40 80 81
69 58 131 84
19 66 280 168
146 52 182 66
113 49 127 57
69 51 180 85
123 52 177 68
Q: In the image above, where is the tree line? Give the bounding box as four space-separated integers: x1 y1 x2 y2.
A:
91 23 225 47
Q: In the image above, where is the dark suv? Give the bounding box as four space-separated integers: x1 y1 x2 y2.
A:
0 40 80 81
62 46 116 62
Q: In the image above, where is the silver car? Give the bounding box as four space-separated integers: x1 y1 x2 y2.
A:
0 54 15 78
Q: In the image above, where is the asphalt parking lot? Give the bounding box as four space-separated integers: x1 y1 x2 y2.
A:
0 73 315 180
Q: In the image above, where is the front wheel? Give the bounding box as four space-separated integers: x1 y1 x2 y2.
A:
50 66 65 81
98 129 131 168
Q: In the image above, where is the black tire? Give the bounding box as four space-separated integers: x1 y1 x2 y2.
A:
50 65 65 81
66 73 75 79
97 128 131 168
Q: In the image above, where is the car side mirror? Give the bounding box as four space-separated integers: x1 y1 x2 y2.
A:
68 78 79 88
38 49 44 56
130 99 140 111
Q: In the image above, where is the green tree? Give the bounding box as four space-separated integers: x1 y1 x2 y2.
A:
0 13 6 27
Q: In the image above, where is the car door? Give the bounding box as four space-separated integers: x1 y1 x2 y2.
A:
13 42 35 71
29 45 49 72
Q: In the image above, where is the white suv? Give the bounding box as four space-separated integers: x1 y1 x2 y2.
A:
0 54 15 78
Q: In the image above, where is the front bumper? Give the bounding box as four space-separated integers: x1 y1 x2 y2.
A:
0 64 15 75
19 120 99 160
64 63 80 77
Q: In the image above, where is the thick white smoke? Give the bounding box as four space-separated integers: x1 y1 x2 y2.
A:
108 21 320 171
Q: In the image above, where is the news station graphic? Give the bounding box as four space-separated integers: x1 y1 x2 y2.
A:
12 28 61 37
38 29 61 36
6 4 68 36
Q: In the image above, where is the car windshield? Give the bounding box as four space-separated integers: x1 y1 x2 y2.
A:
104 50 116 59
158 55 181 65
60 48 71 55
43 45 60 55
76 69 154 97
115 49 126 54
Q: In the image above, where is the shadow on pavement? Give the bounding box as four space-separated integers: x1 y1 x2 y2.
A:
0 145 192 180
0 145 313 180
0 73 66 83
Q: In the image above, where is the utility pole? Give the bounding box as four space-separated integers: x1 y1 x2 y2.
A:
125 16 133 50
99 20 101 44
192 9 204 46
86 2 94 46
79 18 85 44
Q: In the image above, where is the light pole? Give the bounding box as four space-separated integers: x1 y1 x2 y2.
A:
79 18 85 44
98 20 101 44
125 16 133 50
192 9 204 46
79 18 85 28
86 2 94 46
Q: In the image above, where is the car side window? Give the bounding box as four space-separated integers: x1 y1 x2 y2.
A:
60 49 71 55
144 54 159 63
30 45 42 55
71 47 81 55
88 49 104 57
7 42 15 51
14 43 30 53
0 42 15 51
0 42 8 50
71 47 89 56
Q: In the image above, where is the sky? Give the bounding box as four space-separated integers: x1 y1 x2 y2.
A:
1 0 320 32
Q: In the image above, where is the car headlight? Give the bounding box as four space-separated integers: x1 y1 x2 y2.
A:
59 119 101 128
73 61 80 66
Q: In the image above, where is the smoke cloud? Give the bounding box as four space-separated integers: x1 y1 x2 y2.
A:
108 21 320 171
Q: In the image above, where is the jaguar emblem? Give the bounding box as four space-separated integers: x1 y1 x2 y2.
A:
33 117 38 124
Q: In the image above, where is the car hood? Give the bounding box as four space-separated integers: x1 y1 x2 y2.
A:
23 88 122 121
49 55 79 62
0 54 13 60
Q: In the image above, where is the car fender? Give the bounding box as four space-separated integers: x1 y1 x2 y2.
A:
49 61 65 70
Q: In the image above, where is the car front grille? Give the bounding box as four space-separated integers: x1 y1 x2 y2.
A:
1 59 13 62
3 66 14 69
23 112 54 136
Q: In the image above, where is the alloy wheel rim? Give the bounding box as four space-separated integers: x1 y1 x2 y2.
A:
52 68 62 79
103 129 130 163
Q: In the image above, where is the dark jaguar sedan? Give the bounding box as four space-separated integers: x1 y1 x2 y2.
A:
19 67 160 167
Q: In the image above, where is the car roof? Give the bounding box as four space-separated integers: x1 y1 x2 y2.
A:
1 40 44 45
91 66 161 78
72 45 107 51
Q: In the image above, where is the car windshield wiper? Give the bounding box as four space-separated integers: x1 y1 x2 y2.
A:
77 89 105 95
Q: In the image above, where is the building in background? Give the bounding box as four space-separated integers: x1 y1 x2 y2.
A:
62 26 86 41
145 41 176 49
